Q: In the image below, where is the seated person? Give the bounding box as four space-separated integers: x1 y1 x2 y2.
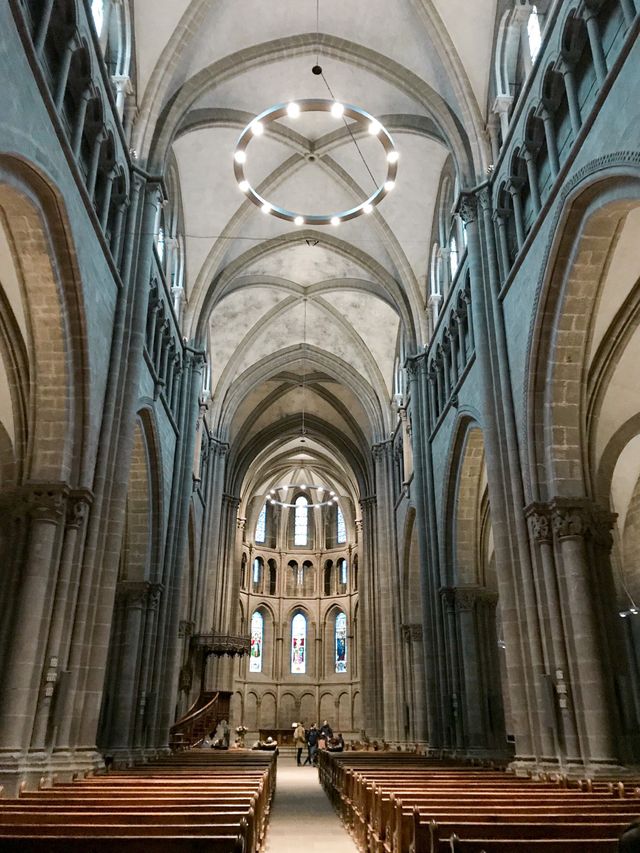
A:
327 732 345 752
253 736 279 753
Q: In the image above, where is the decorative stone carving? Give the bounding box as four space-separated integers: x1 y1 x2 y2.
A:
21 483 69 521
178 620 194 639
458 193 478 225
551 502 591 540
402 624 423 642
66 489 93 528
116 581 150 608
526 504 552 544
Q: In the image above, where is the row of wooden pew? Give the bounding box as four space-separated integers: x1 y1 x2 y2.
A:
0 750 276 852
318 751 640 853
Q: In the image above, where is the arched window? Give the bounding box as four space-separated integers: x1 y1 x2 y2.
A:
255 504 266 543
335 612 347 673
337 506 346 544
449 236 459 280
291 613 306 674
527 6 542 62
252 557 262 588
338 558 348 586
268 559 277 595
249 611 263 673
294 495 309 546
91 0 105 35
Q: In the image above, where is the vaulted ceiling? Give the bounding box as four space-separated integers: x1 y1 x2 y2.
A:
130 0 497 504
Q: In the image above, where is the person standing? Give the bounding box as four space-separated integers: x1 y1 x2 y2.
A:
293 722 306 766
304 723 319 765
319 719 333 748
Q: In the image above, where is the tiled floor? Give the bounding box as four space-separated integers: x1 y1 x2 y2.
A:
265 756 357 852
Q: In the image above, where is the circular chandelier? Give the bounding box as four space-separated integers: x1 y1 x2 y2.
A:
233 99 399 226
267 485 341 509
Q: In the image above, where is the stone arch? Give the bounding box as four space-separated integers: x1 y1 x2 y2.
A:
337 691 351 733
245 691 258 730
278 691 296 729
319 692 335 729
443 420 488 587
299 692 315 728
119 411 162 584
259 691 276 729
527 170 640 501
0 155 89 486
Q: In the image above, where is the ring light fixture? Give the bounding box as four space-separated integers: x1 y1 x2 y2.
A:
267 484 341 509
233 99 398 226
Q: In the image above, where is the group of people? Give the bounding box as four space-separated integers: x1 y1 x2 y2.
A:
293 720 344 766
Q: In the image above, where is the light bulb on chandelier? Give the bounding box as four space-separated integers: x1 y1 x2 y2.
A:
266 484 343 509
232 99 398 226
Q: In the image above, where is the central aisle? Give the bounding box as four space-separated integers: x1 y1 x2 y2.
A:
265 755 357 852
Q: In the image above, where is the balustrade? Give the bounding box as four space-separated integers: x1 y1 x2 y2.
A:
12 0 132 271
489 0 635 286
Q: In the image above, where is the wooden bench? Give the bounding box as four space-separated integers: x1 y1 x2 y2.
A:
318 752 636 853
0 751 276 853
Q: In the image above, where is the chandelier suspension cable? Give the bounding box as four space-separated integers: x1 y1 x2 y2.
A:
300 296 308 441
314 0 378 191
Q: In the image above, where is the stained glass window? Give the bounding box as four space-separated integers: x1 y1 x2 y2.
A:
337 506 346 543
91 0 104 35
291 613 306 673
250 611 263 673
157 226 165 262
335 612 347 673
338 558 348 586
255 504 266 543
294 495 308 546
527 6 542 62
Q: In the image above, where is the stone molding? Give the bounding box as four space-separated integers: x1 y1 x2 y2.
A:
116 580 164 609
526 499 616 548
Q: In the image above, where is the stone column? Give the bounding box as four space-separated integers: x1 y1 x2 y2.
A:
540 106 560 178
583 8 608 86
372 441 404 741
523 146 542 215
105 581 149 754
551 501 621 767
0 485 67 752
560 61 583 138
359 496 383 736
526 505 581 764
30 491 92 751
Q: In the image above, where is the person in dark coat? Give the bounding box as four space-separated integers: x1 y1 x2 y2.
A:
620 821 640 851
303 723 319 765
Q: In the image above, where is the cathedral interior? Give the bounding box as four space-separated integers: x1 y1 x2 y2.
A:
0 0 640 801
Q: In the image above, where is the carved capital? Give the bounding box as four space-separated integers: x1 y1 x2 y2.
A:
402 623 423 642
178 620 194 639
458 193 478 225
116 581 151 608
147 583 164 611
526 503 552 544
22 483 69 522
477 187 492 212
66 489 93 528
372 440 393 461
552 506 589 539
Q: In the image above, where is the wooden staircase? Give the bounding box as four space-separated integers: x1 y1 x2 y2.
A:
169 690 231 750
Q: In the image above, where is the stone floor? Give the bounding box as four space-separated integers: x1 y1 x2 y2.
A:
264 755 357 852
